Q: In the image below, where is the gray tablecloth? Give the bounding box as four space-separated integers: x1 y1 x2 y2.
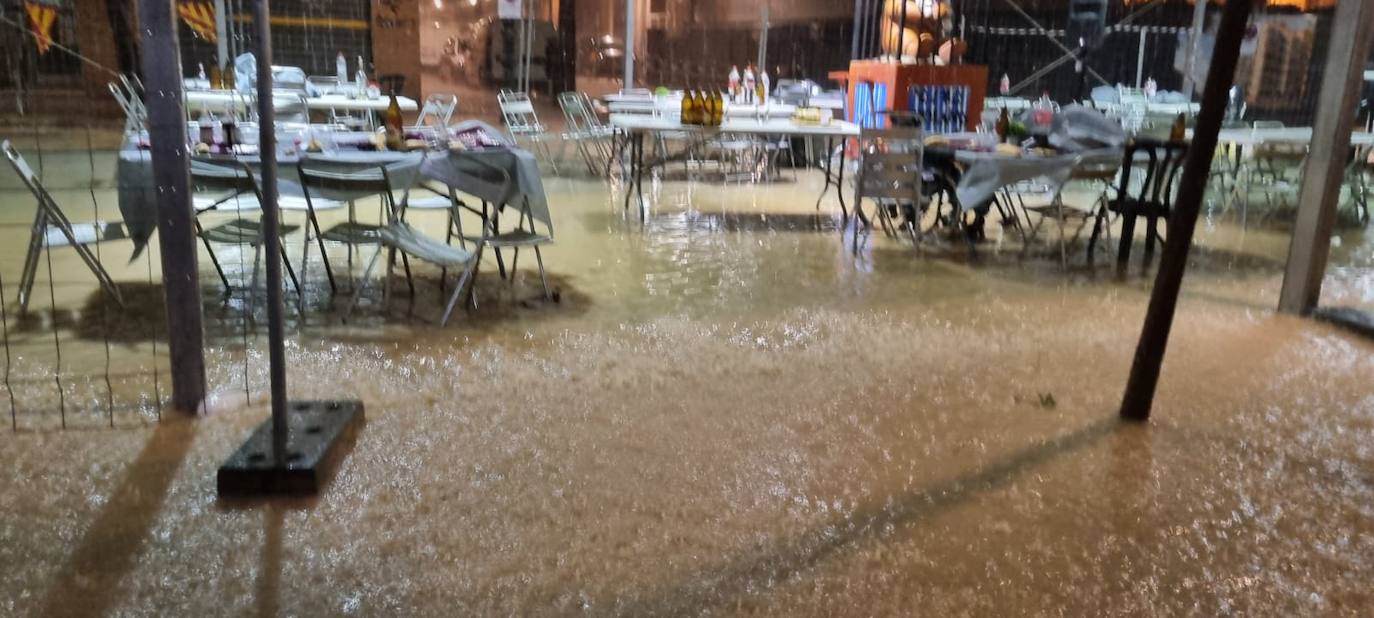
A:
117 121 546 256
955 148 1121 210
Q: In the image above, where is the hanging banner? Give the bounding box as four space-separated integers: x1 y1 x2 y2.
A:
23 0 58 55
497 0 523 20
178 1 218 42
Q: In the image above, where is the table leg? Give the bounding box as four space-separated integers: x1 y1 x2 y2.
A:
634 133 646 213
815 136 834 211
484 200 506 279
622 132 638 211
836 144 848 219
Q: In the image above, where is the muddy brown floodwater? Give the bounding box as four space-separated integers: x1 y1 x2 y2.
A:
2 162 1374 616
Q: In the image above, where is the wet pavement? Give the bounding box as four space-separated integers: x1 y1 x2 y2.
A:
2 140 1374 615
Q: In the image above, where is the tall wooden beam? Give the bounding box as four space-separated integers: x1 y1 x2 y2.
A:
1277 0 1374 316
138 0 207 413
1117 0 1256 422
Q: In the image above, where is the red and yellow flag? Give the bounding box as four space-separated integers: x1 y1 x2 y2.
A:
23 1 57 55
177 1 217 42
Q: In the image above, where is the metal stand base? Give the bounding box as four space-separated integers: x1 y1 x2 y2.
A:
1313 307 1374 341
217 400 365 497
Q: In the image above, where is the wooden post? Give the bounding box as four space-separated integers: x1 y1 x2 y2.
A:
1118 0 1256 422
138 0 207 413
1277 0 1374 316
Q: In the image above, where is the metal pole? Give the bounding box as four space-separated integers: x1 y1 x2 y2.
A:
623 0 634 90
758 2 770 72
252 0 289 461
1278 0 1374 315
897 0 907 62
1182 0 1207 97
1136 29 1147 88
1118 0 1256 422
215 0 229 70
852 0 865 59
138 0 207 414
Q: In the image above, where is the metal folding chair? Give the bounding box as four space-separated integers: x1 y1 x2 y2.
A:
411 94 459 132
189 159 302 301
852 124 926 252
3 140 127 315
108 81 146 134
558 91 615 175
297 160 414 319
497 90 558 173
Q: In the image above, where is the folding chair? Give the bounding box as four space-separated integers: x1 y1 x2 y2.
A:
497 90 558 173
558 91 614 175
411 94 459 132
189 159 302 301
108 81 146 134
3 140 127 315
453 166 555 301
852 125 926 252
297 160 415 318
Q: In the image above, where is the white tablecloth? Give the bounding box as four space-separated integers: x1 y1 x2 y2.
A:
183 90 419 114
307 94 419 113
608 114 859 137
1208 127 1374 148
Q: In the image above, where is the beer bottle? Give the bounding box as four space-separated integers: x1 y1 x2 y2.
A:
384 89 405 150
1169 113 1187 142
682 90 695 125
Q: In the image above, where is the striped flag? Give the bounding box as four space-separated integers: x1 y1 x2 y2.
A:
178 1 218 42
23 1 58 55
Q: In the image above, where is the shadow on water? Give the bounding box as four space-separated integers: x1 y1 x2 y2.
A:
61 269 592 346
617 417 1130 615
37 417 196 617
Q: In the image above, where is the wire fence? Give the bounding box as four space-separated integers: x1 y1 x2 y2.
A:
0 116 168 431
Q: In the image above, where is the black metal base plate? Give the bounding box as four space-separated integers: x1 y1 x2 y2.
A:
1314 307 1374 341
217 400 365 497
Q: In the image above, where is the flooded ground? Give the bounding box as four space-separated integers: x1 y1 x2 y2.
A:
2 138 1374 615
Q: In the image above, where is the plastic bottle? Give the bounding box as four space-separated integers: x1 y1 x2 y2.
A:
759 70 770 105
728 66 740 101
337 52 348 87
712 91 725 126
355 56 367 99
999 73 1010 96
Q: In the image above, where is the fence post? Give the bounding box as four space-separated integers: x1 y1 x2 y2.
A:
138 0 207 413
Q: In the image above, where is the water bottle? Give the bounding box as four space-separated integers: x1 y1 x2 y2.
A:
355 56 367 99
336 52 348 89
